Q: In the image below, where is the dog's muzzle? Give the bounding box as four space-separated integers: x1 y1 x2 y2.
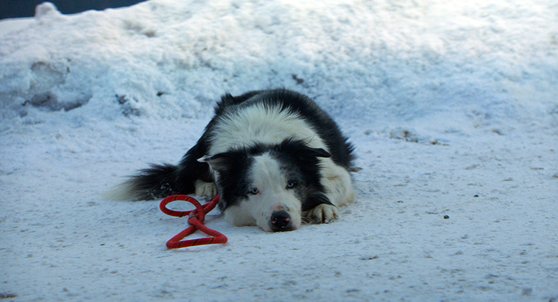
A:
270 210 293 232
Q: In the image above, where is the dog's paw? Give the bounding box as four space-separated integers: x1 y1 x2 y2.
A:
194 180 217 198
304 204 339 224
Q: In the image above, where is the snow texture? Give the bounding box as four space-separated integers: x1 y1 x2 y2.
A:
1 0 557 301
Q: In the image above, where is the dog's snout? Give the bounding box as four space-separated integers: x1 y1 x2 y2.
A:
270 210 293 232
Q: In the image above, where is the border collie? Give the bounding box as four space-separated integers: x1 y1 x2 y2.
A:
114 89 355 232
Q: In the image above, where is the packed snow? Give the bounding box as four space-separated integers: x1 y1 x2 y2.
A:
1 0 557 301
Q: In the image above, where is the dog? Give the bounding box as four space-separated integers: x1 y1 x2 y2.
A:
113 89 355 232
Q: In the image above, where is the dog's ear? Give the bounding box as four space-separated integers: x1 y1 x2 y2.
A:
197 152 237 172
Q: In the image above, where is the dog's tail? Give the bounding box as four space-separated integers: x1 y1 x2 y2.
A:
105 164 180 201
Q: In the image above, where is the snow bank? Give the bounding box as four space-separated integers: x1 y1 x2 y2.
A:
1 0 556 127
1 0 557 301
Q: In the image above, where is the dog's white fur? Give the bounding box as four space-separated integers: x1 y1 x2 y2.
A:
227 153 303 231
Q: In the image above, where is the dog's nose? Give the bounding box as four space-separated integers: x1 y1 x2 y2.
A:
270 210 292 232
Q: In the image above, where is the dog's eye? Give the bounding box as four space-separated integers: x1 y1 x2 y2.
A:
286 180 298 189
248 187 260 195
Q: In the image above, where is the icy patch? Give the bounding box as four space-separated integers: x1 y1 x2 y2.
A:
368 127 450 146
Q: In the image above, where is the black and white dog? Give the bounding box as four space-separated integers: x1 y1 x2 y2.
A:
114 89 355 232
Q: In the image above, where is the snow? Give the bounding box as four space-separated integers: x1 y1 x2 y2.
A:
1 0 557 301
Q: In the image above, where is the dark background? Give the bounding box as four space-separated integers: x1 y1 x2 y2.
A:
0 0 146 19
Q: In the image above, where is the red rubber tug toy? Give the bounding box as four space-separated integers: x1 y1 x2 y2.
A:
159 195 227 249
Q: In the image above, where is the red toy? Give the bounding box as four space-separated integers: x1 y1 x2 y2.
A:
159 195 227 249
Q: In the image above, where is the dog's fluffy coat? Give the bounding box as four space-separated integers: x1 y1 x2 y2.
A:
115 89 355 231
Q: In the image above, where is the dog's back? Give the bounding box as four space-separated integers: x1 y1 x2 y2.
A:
211 89 354 168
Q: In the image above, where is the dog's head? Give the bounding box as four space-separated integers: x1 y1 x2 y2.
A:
199 139 330 232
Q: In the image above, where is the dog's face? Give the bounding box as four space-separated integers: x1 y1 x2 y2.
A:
200 140 330 232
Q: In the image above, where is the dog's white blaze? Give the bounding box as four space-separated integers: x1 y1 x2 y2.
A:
246 153 302 231
208 104 328 155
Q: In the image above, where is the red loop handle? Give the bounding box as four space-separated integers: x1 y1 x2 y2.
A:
160 195 227 249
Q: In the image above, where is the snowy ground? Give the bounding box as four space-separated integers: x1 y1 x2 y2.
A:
1 0 557 301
